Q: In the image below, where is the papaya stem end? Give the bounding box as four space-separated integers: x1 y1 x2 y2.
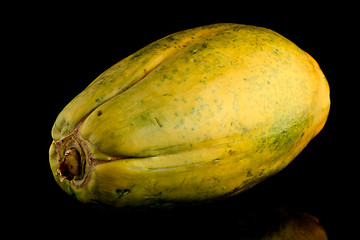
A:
55 135 85 182
58 148 81 180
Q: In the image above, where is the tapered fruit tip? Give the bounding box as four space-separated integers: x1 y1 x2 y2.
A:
57 148 81 181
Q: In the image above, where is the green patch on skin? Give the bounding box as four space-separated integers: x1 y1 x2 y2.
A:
255 112 311 154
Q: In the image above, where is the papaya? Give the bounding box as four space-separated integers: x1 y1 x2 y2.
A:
49 23 330 207
261 211 328 240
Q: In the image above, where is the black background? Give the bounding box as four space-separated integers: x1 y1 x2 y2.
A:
10 4 355 239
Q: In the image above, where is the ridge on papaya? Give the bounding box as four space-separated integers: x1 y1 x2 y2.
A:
49 23 330 208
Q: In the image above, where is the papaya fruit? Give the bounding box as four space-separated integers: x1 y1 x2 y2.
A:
261 211 328 240
49 23 330 207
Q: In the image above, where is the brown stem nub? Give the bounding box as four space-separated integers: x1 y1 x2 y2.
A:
58 148 81 180
54 134 86 183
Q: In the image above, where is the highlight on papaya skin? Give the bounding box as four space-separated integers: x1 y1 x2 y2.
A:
49 23 330 208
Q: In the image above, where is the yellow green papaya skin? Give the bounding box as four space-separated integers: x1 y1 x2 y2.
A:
49 23 330 207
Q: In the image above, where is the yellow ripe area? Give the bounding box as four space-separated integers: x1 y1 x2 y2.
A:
81 138 299 207
50 23 330 207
